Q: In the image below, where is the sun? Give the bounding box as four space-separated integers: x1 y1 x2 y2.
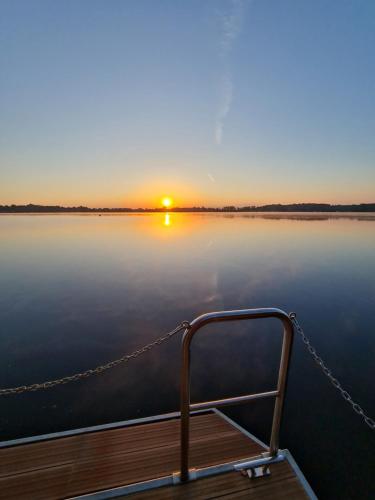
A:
161 196 173 209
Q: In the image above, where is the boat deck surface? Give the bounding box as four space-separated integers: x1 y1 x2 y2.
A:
0 411 311 499
129 461 308 499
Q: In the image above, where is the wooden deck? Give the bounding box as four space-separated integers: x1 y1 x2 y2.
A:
129 461 309 499
0 411 311 499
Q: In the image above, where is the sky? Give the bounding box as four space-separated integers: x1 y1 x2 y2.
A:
1 0 374 208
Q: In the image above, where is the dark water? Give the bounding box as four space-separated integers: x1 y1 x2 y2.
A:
1 213 374 499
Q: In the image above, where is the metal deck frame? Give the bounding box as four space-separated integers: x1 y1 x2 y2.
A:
0 408 316 499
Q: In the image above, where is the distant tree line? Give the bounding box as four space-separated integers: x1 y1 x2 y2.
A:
1 203 375 213
236 203 375 212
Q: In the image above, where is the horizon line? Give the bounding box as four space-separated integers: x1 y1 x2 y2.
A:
1 202 375 213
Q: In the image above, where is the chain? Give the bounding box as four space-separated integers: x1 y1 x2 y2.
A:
0 321 190 396
3 311 374 433
289 312 375 430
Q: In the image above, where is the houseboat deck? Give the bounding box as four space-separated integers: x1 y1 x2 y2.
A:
0 410 314 499
129 461 309 499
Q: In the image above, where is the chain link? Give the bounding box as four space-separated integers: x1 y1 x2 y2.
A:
289 312 375 431
0 321 190 396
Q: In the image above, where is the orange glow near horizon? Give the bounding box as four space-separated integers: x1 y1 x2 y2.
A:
12 178 373 210
123 181 200 209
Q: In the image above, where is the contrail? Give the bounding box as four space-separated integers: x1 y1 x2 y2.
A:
215 72 233 145
215 0 247 145
220 0 245 57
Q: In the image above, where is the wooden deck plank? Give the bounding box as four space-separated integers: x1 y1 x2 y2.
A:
0 413 264 500
128 462 309 500
0 414 230 477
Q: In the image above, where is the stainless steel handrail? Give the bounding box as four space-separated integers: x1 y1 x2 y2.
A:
179 307 294 482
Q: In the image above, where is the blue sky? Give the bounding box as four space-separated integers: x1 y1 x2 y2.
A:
1 0 374 207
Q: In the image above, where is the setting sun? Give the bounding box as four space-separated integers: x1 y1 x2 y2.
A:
161 197 173 209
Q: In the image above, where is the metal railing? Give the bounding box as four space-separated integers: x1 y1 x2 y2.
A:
179 307 294 482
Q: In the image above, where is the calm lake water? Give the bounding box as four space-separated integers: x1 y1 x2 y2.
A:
1 213 374 498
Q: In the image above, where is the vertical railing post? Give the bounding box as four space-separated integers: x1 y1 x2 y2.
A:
179 308 294 482
180 327 192 482
269 317 294 455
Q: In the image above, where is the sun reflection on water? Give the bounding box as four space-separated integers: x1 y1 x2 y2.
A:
164 213 171 226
